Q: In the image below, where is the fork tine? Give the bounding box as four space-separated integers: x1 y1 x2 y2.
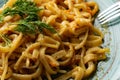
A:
100 13 120 24
99 9 120 22
98 6 119 19
98 2 120 18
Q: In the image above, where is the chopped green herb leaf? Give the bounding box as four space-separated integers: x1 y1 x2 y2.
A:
14 20 36 34
0 15 4 23
3 0 41 17
25 13 39 21
1 0 56 34
0 34 11 46
15 20 56 34
34 21 57 33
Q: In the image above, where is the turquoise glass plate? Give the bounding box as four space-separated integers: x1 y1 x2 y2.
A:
0 0 120 80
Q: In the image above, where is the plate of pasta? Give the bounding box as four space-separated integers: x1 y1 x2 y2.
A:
0 0 120 80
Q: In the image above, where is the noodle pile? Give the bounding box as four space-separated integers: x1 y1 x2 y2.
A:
0 0 108 80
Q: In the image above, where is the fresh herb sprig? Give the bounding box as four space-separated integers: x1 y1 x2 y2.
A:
0 34 11 46
1 0 56 34
14 20 36 34
14 20 57 34
2 0 40 17
34 21 57 33
0 15 4 23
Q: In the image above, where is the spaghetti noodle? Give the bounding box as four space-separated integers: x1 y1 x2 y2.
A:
0 0 108 80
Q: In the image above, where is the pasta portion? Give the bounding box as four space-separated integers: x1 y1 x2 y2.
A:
0 0 108 80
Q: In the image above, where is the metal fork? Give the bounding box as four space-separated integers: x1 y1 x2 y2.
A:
97 1 120 25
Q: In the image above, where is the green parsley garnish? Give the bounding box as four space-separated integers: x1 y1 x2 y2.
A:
2 0 40 17
0 34 11 46
0 15 4 23
1 0 56 34
14 20 56 34
14 20 36 34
